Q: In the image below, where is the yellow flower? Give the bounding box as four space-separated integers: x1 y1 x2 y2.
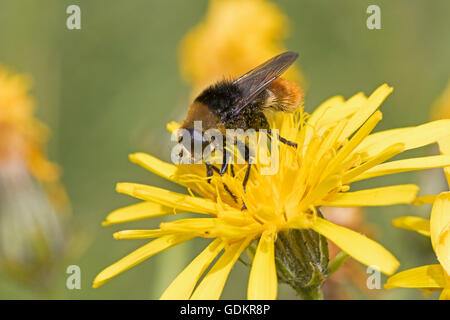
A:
179 0 303 97
0 65 60 184
0 65 70 283
386 138 450 300
93 84 450 299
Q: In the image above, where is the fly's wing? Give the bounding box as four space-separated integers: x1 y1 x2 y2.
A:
231 51 298 116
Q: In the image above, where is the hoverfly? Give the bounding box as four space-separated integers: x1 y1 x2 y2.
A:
177 52 302 205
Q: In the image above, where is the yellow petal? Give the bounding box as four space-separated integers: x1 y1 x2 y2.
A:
304 96 345 146
102 201 174 226
413 195 437 206
113 229 168 239
159 216 259 240
357 119 450 158
129 152 180 184
320 185 419 207
438 137 450 188
116 182 220 214
317 92 367 129
160 218 217 236
247 231 277 300
190 238 251 300
311 217 399 275
351 155 450 182
324 111 382 177
93 234 194 288
430 192 450 275
392 216 430 237
437 227 450 276
343 143 404 183
307 96 345 131
439 288 450 300
299 175 342 212
339 84 393 141
385 264 446 289
160 239 225 300
310 92 367 136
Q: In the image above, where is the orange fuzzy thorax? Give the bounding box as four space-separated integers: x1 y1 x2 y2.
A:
265 78 304 112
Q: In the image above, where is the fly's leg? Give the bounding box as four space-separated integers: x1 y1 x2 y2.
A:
220 140 235 177
220 139 231 175
205 163 214 184
239 143 253 210
238 143 252 190
223 183 238 203
243 162 251 193
240 163 251 210
217 140 238 202
206 163 221 183
206 161 238 203
268 129 297 148
279 136 298 147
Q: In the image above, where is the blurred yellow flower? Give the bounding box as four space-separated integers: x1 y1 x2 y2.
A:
431 81 450 120
0 65 61 183
94 84 450 299
386 138 450 300
179 0 303 97
0 65 69 283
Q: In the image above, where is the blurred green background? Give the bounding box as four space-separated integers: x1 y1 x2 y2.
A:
0 0 449 299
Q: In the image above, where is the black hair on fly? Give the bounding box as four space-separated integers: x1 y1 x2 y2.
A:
194 80 242 115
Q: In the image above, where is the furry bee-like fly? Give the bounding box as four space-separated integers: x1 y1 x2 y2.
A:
178 51 302 200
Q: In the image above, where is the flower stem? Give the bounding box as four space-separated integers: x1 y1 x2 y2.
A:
295 285 324 300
